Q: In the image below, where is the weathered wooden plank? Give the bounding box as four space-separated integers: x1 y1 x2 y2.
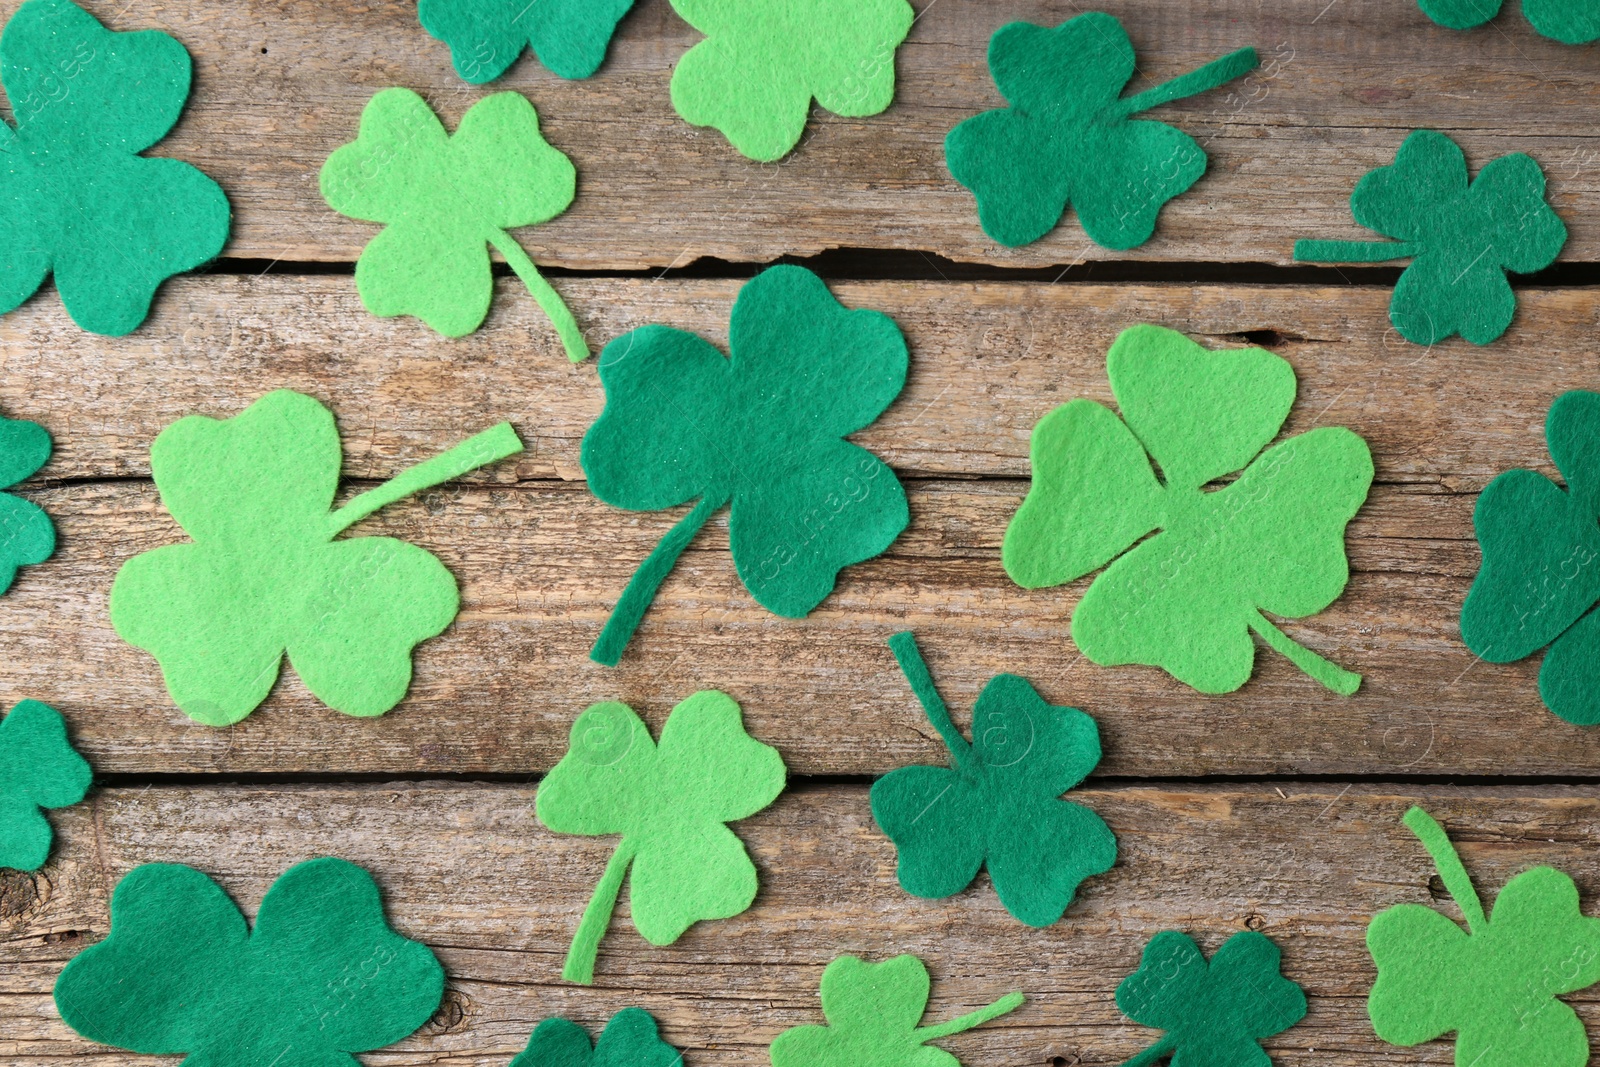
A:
0 274 1591 485
0 471 1581 778
6 783 1600 1065
11 0 1600 269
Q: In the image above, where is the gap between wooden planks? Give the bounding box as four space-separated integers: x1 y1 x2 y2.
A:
5 782 1600 1065
18 0 1600 268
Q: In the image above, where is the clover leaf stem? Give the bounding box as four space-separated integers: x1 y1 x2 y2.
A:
487 230 589 363
1293 239 1421 263
326 422 524 536
1403 805 1487 933
1117 1034 1177 1067
563 836 640 985
887 631 979 778
1116 47 1259 116
913 991 1025 1041
1247 611 1361 695
592 493 731 666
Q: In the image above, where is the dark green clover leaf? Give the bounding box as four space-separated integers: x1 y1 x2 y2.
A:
581 264 909 665
0 412 55 593
1295 130 1566 345
945 13 1257 250
418 0 635 83
54 858 445 1067
0 0 230 335
0 700 90 871
1002 324 1373 696
1114 930 1306 1067
1461 390 1600 724
870 632 1115 927
770 954 1023 1067
510 1008 683 1067
1368 807 1600 1067
1420 0 1599 44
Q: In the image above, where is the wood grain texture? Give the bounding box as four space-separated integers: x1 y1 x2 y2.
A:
0 473 1563 778
0 274 1589 485
0 275 1590 776
6 782 1600 1065
8 0 1598 269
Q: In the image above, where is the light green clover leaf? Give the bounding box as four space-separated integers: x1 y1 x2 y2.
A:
109 389 522 726
1003 324 1373 695
321 87 587 360
769 955 1023 1067
537 690 786 985
1368 806 1600 1067
668 0 914 161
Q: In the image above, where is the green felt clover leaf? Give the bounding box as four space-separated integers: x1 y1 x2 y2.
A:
1002 324 1373 696
54 857 445 1066
669 0 915 162
108 389 523 727
0 411 55 593
1115 930 1307 1067
1461 390 1600 725
419 0 636 83
582 264 909 666
1419 0 1600 44
0 0 230 336
1295 131 1566 345
0 700 90 871
1368 806 1600 1067
320 87 587 361
510 1008 683 1067
870 632 1115 927
945 13 1258 250
770 954 1023 1067
537 690 786 985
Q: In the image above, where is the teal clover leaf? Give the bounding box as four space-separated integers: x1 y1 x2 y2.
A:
418 0 636 83
0 0 230 335
581 264 909 665
870 632 1116 927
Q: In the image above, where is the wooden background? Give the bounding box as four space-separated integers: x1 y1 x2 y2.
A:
4 0 1600 1063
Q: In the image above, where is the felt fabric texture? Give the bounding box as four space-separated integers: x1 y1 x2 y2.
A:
1294 130 1565 345
1115 930 1307 1067
537 690 786 984
108 389 523 727
0 0 230 336
54 857 445 1066
510 1008 682 1067
1367 806 1600 1067
1461 390 1600 725
321 87 587 361
945 14 1258 250
668 0 914 162
582 264 909 666
769 954 1023 1067
1420 0 1600 43
1002 324 1373 695
0 699 90 871
0 411 55 593
418 0 636 82
870 631 1115 927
